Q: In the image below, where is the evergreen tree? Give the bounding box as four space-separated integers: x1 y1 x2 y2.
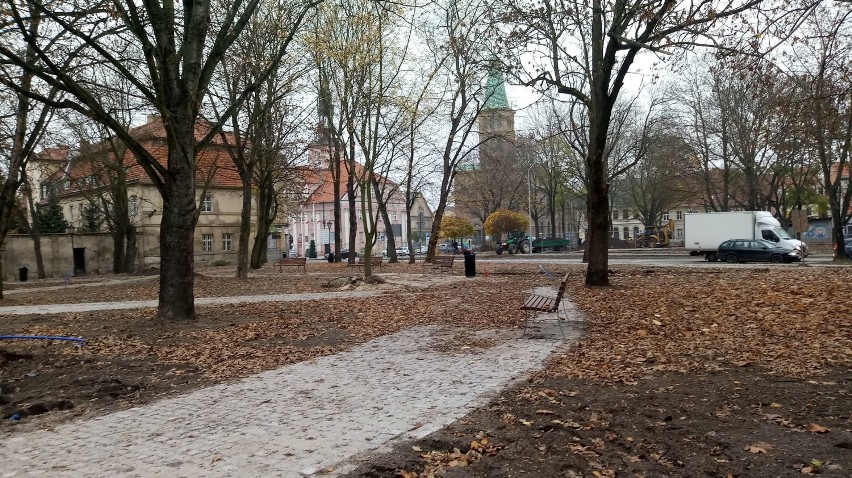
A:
34 193 69 233
80 202 103 233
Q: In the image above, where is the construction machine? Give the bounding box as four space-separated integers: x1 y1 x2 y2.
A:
633 219 675 248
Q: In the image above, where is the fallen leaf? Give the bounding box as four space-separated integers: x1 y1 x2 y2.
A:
745 442 773 454
770 402 782 408
535 409 554 415
211 454 222 462
519 419 533 426
807 423 830 433
412 446 422 452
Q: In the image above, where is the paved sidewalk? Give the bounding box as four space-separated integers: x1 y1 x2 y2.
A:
0 321 580 477
0 291 383 315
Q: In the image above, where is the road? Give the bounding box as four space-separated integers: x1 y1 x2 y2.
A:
476 250 838 266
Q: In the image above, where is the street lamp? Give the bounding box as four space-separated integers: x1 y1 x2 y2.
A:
527 164 534 256
418 209 424 250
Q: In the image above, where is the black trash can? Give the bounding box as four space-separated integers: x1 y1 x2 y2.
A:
19 267 28 282
463 252 476 277
327 252 335 263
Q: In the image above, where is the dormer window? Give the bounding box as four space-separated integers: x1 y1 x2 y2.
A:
64 180 71 189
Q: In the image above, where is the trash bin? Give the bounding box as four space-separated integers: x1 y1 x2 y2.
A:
327 252 335 263
463 252 475 277
19 267 28 282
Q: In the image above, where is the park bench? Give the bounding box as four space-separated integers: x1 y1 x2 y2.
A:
347 255 384 272
520 272 569 338
275 257 306 272
431 255 455 270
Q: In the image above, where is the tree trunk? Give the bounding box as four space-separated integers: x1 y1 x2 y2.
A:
124 225 137 274
347 161 357 264
585 118 611 285
112 230 126 273
23 186 46 279
251 180 273 268
157 125 197 320
373 178 395 262
236 169 252 278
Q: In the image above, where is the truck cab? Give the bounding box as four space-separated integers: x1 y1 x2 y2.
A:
757 221 808 257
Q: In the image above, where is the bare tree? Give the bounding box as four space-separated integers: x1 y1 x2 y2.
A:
422 0 497 262
0 5 60 297
497 0 782 285
211 1 311 277
777 4 852 259
0 0 319 319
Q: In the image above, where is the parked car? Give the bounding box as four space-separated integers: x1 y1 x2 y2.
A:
438 243 453 253
836 237 852 259
717 239 802 263
395 247 410 257
339 248 357 259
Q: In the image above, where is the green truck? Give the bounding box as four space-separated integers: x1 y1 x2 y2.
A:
495 231 572 255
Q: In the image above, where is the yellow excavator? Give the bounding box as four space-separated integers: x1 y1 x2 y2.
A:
634 219 675 248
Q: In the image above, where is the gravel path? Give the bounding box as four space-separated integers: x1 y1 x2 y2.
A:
0 291 383 315
0 319 580 477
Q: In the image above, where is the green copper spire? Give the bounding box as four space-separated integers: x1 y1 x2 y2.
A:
483 69 509 110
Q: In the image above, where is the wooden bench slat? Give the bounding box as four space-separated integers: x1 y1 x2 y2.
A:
521 273 570 338
347 256 384 270
431 255 455 269
275 257 306 272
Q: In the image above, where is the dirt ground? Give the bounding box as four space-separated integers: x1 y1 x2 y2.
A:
1 260 850 477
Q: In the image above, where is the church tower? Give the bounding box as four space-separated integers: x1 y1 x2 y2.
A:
478 70 517 167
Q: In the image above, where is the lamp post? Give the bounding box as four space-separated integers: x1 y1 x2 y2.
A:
325 220 333 257
418 209 423 251
527 164 534 256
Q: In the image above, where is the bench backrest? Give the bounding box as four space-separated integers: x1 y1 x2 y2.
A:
359 256 382 265
553 273 570 309
280 257 306 263
433 255 454 263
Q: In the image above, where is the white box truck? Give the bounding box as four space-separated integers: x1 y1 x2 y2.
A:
684 211 807 261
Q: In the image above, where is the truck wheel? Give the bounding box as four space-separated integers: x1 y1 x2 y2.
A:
726 254 738 264
520 240 531 254
496 246 503 255
706 252 717 262
508 244 518 254
769 254 783 264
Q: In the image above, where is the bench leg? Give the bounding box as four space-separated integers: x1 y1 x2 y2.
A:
522 310 566 339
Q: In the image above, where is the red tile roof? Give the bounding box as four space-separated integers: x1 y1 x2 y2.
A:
42 117 243 195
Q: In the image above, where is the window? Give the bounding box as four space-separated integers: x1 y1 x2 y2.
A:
613 228 620 239
676 228 683 238
222 233 232 251
676 211 683 220
202 234 213 252
64 180 71 189
623 209 630 220
612 210 619 220
633 226 640 237
662 212 669 221
129 195 138 216
623 227 629 238
392 212 397 221
201 195 213 212
69 205 75 221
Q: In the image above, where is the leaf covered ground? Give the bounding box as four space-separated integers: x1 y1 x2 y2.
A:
1 261 850 477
